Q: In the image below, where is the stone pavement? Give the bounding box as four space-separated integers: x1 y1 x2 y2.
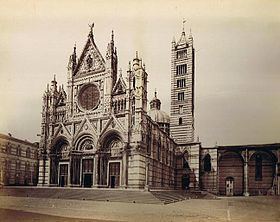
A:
0 195 279 222
0 208 115 222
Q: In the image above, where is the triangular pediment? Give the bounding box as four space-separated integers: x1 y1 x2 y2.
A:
112 76 127 95
56 89 67 106
100 114 126 136
53 123 71 140
73 116 98 144
74 33 106 77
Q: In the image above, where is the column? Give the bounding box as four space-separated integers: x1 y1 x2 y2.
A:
99 155 103 185
276 161 279 195
277 150 280 196
44 155 50 186
243 149 249 196
67 155 72 187
145 160 150 191
93 154 99 187
216 152 220 194
121 145 128 188
37 158 44 186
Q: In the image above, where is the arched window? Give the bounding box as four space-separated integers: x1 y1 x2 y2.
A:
131 97 135 125
26 148 31 158
16 145 21 156
179 117 183 125
255 154 262 181
133 77 136 89
157 138 161 161
146 123 152 155
34 150 38 159
16 161 20 171
6 143 11 154
203 154 212 172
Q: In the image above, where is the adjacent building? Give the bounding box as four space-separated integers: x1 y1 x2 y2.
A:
200 144 280 196
0 133 39 186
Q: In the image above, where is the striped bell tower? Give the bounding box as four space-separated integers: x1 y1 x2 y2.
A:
170 24 195 144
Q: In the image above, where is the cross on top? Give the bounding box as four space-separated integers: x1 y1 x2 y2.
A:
88 22 94 33
119 68 122 77
183 19 187 32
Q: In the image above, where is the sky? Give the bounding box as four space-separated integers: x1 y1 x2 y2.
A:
0 0 279 147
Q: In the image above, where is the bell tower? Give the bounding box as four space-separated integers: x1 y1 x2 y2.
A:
170 24 195 144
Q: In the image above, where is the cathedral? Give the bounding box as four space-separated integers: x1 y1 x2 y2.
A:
38 23 279 196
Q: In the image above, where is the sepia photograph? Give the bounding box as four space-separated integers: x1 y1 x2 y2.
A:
0 0 279 221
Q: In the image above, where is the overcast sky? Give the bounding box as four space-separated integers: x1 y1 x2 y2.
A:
0 0 279 147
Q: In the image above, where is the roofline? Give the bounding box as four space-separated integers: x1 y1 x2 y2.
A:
177 142 201 146
0 133 38 147
145 114 176 145
202 143 280 150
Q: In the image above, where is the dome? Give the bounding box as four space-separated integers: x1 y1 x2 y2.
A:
148 108 170 124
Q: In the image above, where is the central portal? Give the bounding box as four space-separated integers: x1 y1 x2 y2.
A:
82 159 93 188
109 162 120 188
59 164 68 187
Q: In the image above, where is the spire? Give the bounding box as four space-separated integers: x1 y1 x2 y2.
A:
50 74 57 93
188 27 193 41
119 68 122 78
73 43 77 66
111 30 114 42
182 18 186 33
150 89 161 110
133 51 140 68
68 43 77 72
88 22 94 37
177 19 187 45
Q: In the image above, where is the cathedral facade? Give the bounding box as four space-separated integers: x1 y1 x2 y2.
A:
38 24 199 190
38 23 279 196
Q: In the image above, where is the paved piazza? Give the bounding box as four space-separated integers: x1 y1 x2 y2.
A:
0 196 279 222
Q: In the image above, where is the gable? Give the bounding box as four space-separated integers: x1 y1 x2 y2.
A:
53 123 71 141
100 115 126 137
74 34 106 77
56 89 67 106
73 116 98 146
112 77 126 95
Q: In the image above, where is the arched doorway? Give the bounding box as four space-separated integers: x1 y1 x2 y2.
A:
180 152 191 190
49 138 70 187
248 151 276 195
201 153 214 191
100 131 123 188
73 134 96 187
218 151 243 195
203 154 212 172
